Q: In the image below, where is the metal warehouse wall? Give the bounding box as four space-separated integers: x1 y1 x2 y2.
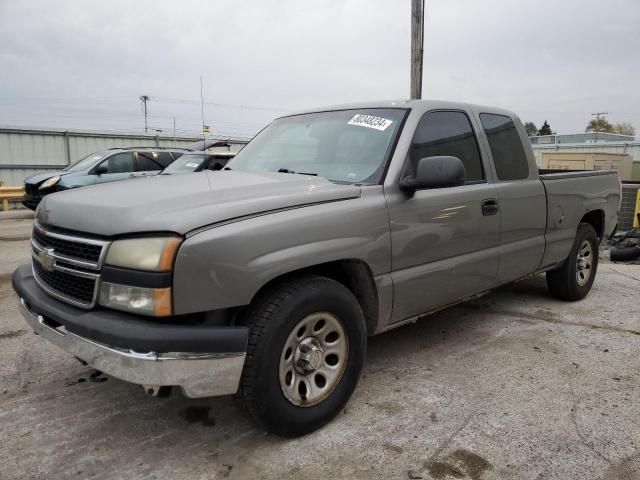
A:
0 127 250 185
532 142 640 182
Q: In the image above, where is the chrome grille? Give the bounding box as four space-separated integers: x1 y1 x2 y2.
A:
31 223 109 308
33 259 97 305
32 225 103 264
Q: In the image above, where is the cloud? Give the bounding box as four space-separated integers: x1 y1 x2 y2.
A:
0 0 638 135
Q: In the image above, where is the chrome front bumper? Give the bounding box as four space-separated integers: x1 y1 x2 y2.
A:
18 298 246 398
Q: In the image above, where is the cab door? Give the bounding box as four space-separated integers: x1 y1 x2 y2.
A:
476 113 547 283
386 110 501 323
92 152 136 184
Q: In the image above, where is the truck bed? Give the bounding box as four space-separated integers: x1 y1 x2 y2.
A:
538 169 620 269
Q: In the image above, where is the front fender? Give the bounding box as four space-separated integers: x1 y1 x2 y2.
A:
172 191 390 315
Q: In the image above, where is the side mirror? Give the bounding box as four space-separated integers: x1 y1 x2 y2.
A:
400 156 466 192
94 165 108 175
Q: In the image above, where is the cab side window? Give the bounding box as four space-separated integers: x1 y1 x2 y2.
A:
136 152 164 172
101 153 134 174
410 111 485 183
155 152 177 169
479 113 529 180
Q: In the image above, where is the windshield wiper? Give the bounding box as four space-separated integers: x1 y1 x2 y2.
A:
277 168 318 176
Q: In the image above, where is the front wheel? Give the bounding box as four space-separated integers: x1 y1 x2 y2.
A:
237 275 367 437
546 223 599 301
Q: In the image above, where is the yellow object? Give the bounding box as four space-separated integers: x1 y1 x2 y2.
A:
0 186 25 211
634 189 640 228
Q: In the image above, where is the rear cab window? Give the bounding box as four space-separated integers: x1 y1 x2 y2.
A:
410 110 485 183
479 113 529 180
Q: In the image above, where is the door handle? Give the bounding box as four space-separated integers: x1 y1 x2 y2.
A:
481 198 499 216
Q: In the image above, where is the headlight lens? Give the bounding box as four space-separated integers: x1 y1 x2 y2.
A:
39 176 60 190
99 282 172 316
105 236 181 271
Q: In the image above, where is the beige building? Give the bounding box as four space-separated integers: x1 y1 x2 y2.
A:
539 152 634 180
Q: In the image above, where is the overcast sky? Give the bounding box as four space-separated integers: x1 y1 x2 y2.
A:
0 0 638 138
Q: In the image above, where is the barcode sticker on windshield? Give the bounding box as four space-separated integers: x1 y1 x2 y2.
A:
347 114 393 131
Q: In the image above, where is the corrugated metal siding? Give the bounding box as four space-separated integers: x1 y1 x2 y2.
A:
0 127 249 185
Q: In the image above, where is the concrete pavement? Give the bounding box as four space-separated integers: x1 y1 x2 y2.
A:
1 217 639 480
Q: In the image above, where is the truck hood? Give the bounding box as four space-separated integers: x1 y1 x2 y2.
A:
36 170 361 236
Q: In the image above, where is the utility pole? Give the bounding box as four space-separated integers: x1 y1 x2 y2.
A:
173 116 176 147
591 112 608 132
410 0 425 99
200 77 206 144
139 95 150 133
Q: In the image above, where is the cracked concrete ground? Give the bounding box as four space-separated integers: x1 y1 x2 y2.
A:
1 216 639 480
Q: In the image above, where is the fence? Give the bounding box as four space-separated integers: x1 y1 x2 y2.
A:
0 126 250 185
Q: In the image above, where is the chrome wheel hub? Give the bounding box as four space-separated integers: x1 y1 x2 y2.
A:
576 239 593 286
279 312 348 407
294 337 324 373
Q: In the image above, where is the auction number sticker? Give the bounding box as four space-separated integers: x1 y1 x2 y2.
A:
347 114 393 131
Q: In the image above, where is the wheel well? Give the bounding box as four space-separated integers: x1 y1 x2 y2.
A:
580 209 604 239
246 260 379 335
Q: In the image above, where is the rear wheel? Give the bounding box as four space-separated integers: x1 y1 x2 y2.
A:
546 223 599 301
237 275 366 437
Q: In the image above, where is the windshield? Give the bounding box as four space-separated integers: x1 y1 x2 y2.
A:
162 153 206 174
65 152 107 172
226 108 406 184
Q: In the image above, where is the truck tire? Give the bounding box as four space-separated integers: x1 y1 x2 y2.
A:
610 245 640 262
237 275 367 437
546 223 599 301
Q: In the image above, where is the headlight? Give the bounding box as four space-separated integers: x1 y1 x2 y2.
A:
99 283 172 316
105 236 181 271
39 176 60 190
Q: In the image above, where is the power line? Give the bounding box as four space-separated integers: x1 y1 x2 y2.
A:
591 111 608 132
151 95 290 112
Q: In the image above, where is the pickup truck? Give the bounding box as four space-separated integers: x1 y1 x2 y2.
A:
12 100 621 437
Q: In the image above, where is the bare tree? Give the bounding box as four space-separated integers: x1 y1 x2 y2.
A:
612 121 635 136
524 121 538 137
585 117 613 133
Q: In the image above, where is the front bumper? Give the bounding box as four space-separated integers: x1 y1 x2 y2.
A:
22 191 42 210
13 264 248 398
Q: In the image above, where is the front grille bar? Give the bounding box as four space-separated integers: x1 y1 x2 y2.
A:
32 222 110 269
31 224 110 309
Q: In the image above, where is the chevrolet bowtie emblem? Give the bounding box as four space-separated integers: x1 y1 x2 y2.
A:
37 248 55 272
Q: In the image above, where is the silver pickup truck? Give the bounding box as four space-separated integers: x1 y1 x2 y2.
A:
12 100 620 437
